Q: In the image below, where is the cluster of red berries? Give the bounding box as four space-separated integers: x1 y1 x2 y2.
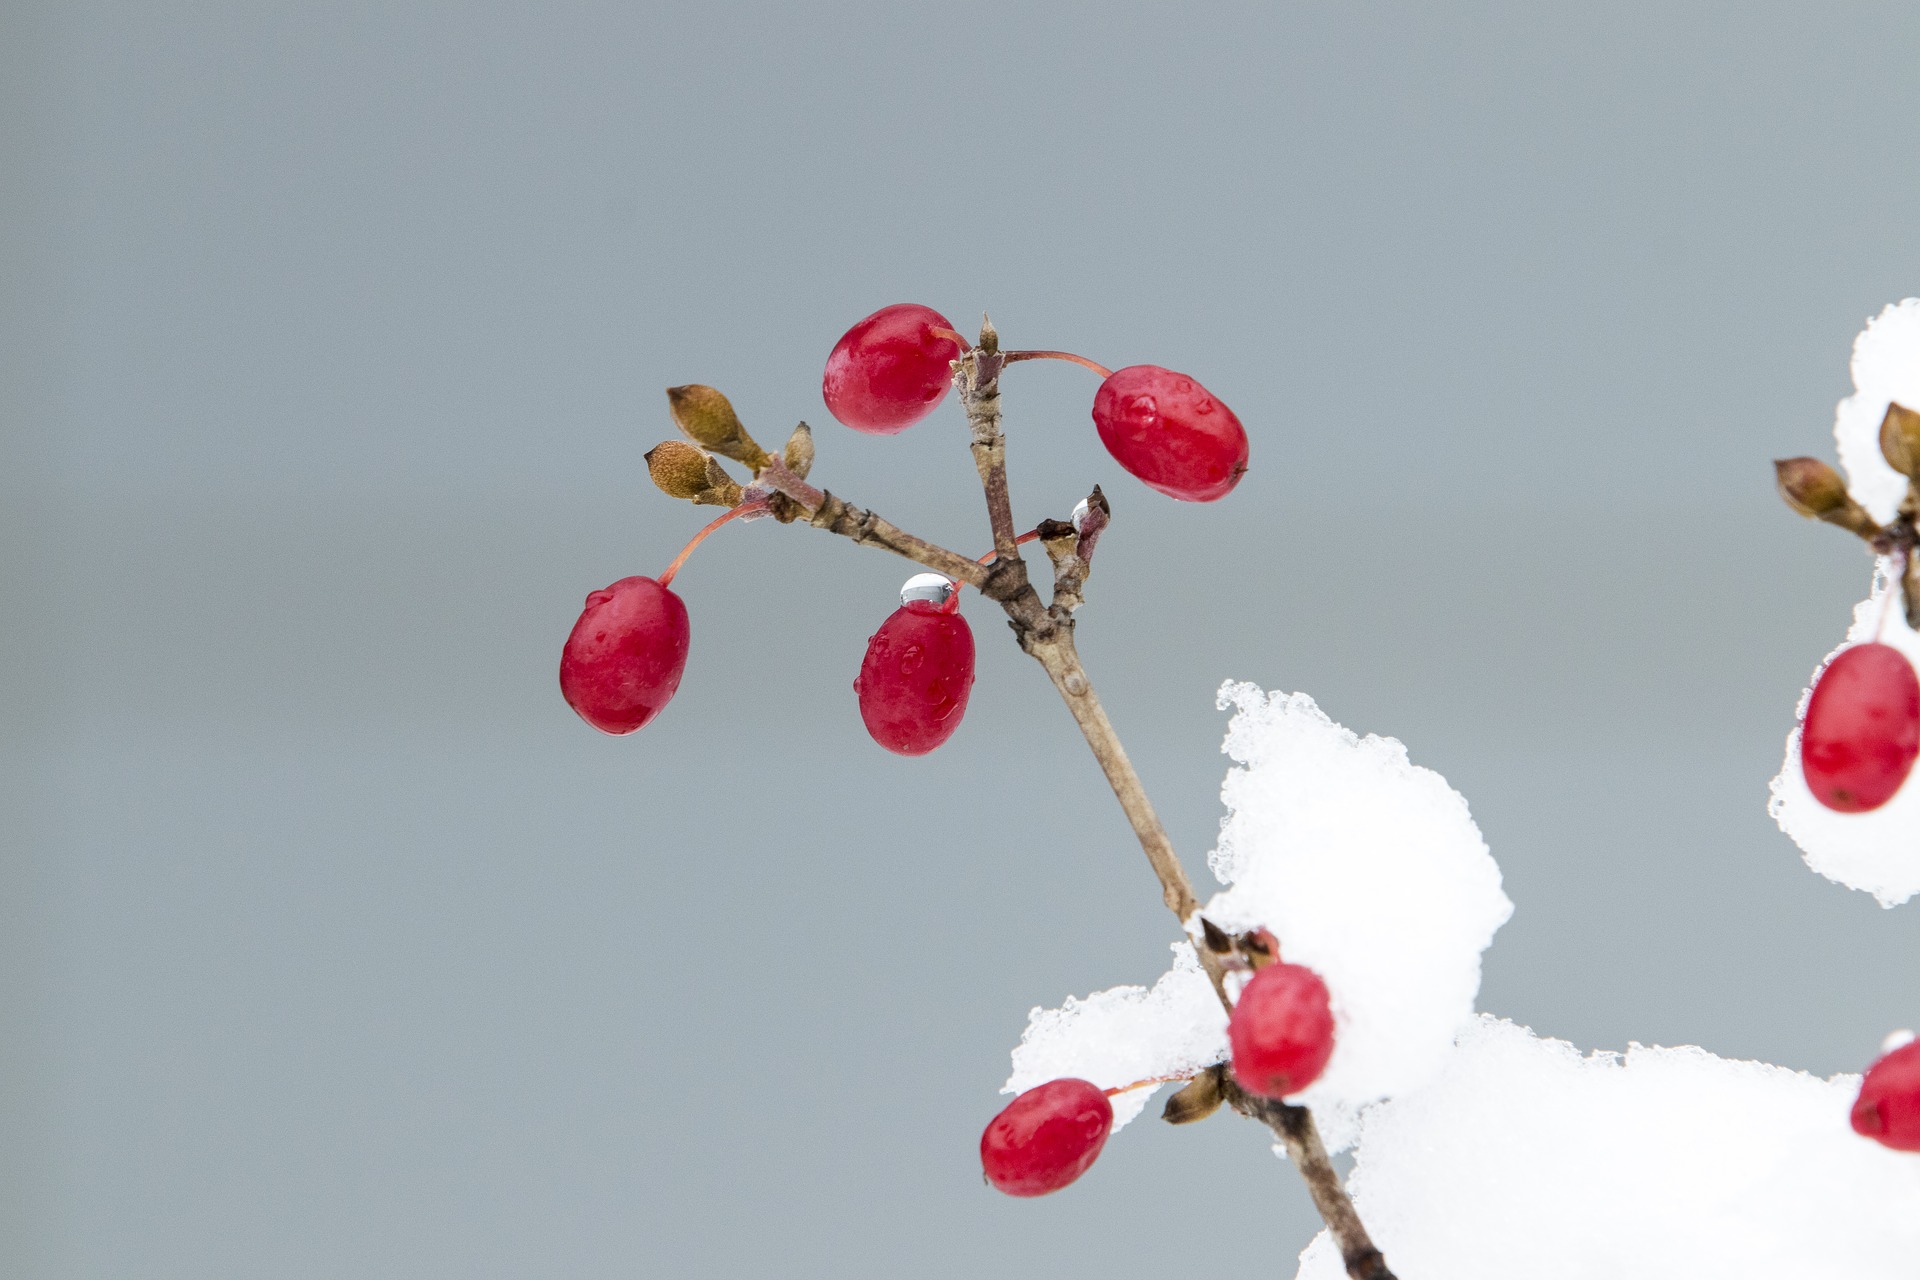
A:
560 303 1248 753
982 948 1335 1197
1798 640 1920 813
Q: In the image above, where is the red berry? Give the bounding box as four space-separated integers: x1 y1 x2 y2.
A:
1228 961 1335 1099
980 1078 1113 1197
822 304 965 435
1850 1039 1920 1151
1800 641 1920 812
559 576 690 735
853 599 975 755
1090 365 1249 502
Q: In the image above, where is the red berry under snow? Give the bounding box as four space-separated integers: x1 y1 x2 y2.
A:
1800 641 1920 813
854 599 976 755
1228 961 1336 1100
1850 1039 1920 1152
559 576 691 735
823 303 965 435
1091 364 1249 502
980 1078 1113 1197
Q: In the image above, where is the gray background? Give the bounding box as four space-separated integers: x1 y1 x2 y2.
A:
5 2 1919 1276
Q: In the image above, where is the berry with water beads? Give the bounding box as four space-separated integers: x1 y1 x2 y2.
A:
560 497 764 736
980 1078 1114 1197
1799 641 1920 812
823 303 966 435
854 574 976 755
560 577 691 735
1091 364 1248 502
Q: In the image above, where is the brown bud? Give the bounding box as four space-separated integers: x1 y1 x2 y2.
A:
645 440 715 501
666 385 770 470
1199 917 1233 954
783 422 815 480
1775 457 1880 539
1880 403 1920 478
1161 1065 1226 1126
1237 928 1280 970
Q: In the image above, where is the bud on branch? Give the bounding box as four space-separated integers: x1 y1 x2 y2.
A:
1774 457 1880 540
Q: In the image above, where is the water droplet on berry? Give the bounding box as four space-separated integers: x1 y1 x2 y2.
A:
900 573 955 609
899 644 924 675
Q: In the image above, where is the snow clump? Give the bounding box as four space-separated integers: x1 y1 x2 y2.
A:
1833 298 1920 525
1003 942 1225 1131
1003 683 1511 1147
1295 1016 1920 1280
1202 683 1513 1148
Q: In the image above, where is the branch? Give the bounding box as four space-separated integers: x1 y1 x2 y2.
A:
756 456 989 589
1224 1083 1394 1280
958 317 1021 564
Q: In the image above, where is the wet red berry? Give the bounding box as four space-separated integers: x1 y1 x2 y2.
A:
1090 365 1249 502
980 1078 1113 1197
1800 641 1920 812
853 599 975 755
1850 1039 1920 1151
559 576 690 735
822 303 965 435
1228 961 1335 1099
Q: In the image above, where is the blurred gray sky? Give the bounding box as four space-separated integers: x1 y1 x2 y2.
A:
5 2 1920 1276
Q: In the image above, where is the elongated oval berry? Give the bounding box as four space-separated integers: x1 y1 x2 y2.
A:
1228 961 1335 1100
823 304 965 435
1091 364 1249 502
559 576 690 735
980 1078 1113 1197
1800 641 1920 812
853 599 975 755
1850 1039 1920 1151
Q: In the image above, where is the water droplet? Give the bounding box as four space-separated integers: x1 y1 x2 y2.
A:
585 589 614 608
1064 673 1088 696
1194 397 1215 415
900 573 955 608
1127 394 1158 426
899 644 924 675
1071 498 1091 531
